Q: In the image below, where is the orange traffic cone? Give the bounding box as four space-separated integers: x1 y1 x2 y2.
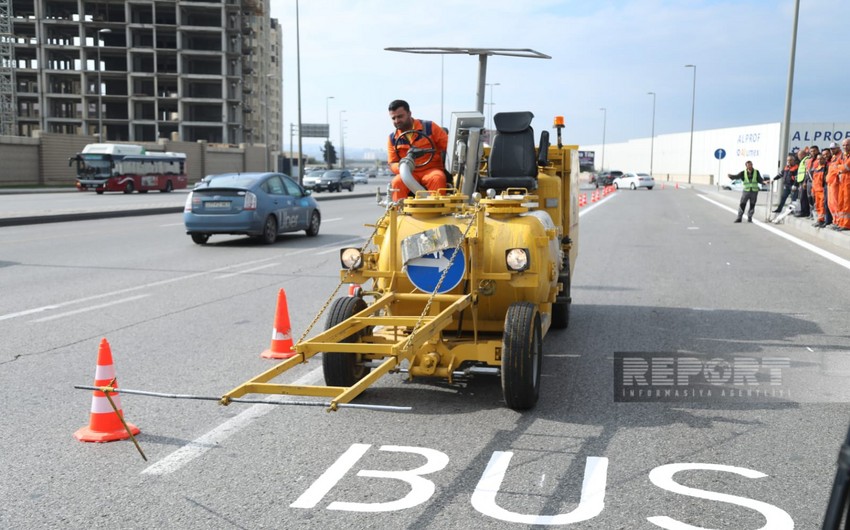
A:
261 288 296 359
75 338 140 443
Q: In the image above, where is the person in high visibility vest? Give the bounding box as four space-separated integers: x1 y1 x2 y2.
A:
386 100 449 202
794 146 813 218
728 161 767 223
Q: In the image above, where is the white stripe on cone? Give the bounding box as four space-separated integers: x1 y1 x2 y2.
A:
95 364 116 380
90 394 123 414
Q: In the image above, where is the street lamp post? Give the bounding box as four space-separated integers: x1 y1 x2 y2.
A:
339 110 346 169
96 29 111 143
325 96 334 141
599 107 607 172
647 92 656 178
685 64 697 184
485 82 500 131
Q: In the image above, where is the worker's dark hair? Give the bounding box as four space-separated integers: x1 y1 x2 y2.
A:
388 99 410 112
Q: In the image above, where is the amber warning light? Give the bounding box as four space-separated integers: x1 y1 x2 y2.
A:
553 116 565 128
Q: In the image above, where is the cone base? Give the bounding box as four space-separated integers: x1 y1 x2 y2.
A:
74 422 140 443
261 348 296 360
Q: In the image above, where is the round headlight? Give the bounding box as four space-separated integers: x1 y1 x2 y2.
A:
506 248 530 272
340 248 363 269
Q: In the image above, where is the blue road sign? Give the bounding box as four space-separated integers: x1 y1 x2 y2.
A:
406 248 465 293
714 148 726 160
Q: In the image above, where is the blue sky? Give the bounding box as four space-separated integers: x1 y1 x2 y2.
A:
271 0 847 156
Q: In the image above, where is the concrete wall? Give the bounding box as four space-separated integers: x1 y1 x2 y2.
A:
0 134 271 187
582 121 850 184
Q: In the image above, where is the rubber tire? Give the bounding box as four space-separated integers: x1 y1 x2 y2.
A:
161 180 173 193
614 183 619 189
191 233 209 245
322 296 372 387
630 183 636 190
261 215 278 245
139 189 148 193
305 210 321 237
501 302 543 410
647 187 653 190
348 183 354 192
96 189 104 195
123 182 134 194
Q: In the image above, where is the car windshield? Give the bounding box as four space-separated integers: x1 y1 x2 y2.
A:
202 174 259 188
323 170 343 180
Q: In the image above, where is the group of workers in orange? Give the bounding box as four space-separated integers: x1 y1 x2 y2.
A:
773 140 850 231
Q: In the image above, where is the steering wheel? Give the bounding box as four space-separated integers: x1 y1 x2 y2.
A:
393 129 437 168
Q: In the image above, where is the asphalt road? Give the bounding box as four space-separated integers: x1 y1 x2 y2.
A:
1 187 849 529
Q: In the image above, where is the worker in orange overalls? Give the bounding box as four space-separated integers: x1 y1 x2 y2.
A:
835 139 850 231
811 149 830 227
386 99 449 202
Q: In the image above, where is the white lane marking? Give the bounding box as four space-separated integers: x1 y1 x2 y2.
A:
159 222 185 227
699 195 850 271
141 367 323 476
0 257 276 322
215 262 280 279
30 294 150 323
687 227 700 230
323 217 344 223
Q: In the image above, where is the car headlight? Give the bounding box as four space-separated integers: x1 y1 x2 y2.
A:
505 248 530 272
340 248 363 269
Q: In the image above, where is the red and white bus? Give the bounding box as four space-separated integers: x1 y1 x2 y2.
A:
71 143 188 194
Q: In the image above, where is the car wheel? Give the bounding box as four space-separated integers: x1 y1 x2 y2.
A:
96 189 104 195
123 181 134 194
138 189 148 194
190 233 209 245
348 184 354 192
630 183 636 190
161 180 173 193
647 186 653 190
336 184 343 193
501 302 543 410
305 210 320 237
322 296 372 387
614 183 619 189
261 215 278 245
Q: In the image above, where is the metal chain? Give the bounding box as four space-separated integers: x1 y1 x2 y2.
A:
403 203 481 353
296 206 394 344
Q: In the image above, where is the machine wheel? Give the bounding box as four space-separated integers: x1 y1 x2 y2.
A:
191 233 209 245
630 183 636 190
305 210 321 237
96 189 104 195
260 215 278 244
501 302 543 410
161 180 173 193
123 182 135 194
138 189 148 194
322 296 372 387
392 129 437 168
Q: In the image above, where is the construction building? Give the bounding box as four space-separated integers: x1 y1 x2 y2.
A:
4 0 281 157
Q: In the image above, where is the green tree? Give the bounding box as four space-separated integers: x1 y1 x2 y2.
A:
322 140 337 169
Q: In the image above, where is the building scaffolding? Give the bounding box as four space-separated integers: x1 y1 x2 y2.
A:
0 0 18 136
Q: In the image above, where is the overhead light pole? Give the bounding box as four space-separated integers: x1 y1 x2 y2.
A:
339 109 346 169
647 91 656 178
295 0 303 182
599 107 607 172
685 64 697 184
96 28 111 143
325 95 334 142
485 82 500 131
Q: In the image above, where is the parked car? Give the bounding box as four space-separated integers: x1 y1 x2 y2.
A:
301 170 325 191
184 172 321 245
353 172 369 184
595 170 623 187
317 169 354 192
613 172 655 190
